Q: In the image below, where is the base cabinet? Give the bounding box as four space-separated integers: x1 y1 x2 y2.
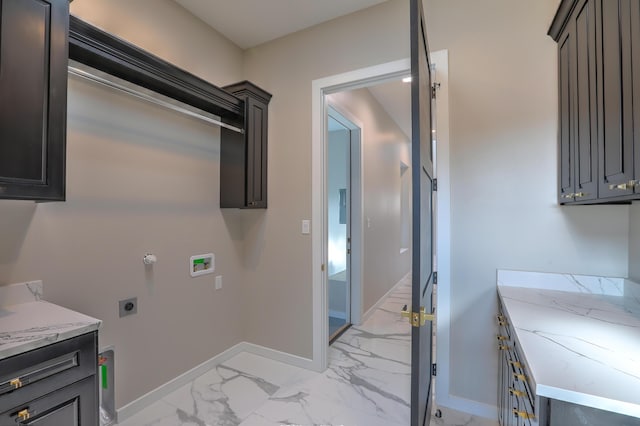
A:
0 376 96 425
0 333 98 426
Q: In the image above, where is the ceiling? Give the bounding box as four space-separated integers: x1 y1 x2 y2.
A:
174 0 389 49
174 0 409 139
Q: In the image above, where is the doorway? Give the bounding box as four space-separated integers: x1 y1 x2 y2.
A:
326 107 361 343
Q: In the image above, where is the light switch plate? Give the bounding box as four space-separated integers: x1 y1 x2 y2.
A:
215 275 222 290
302 220 310 234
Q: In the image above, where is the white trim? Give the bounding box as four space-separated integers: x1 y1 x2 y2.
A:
361 272 410 323
312 58 411 372
116 342 314 423
430 50 456 415
436 394 498 421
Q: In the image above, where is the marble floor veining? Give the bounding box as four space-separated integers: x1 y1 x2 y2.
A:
117 276 496 426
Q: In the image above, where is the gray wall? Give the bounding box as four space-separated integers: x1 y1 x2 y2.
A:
241 0 410 358
425 0 629 408
0 0 246 408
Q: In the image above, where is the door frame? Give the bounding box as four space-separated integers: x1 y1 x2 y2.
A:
327 105 362 331
311 58 411 371
311 53 460 413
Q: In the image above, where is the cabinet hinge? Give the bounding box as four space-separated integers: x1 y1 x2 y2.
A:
432 179 438 192
433 271 438 284
432 363 437 376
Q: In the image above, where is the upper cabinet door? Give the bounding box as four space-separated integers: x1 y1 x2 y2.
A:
0 0 69 201
573 0 598 202
558 27 575 203
598 0 635 198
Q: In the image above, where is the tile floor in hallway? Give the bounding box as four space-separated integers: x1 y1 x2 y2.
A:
118 276 497 426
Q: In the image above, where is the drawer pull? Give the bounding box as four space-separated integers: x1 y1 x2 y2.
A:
609 180 637 190
509 361 522 368
574 192 588 198
562 193 575 198
513 409 535 419
509 387 525 397
498 345 510 351
10 378 23 389
17 409 31 421
513 373 527 381
497 335 508 341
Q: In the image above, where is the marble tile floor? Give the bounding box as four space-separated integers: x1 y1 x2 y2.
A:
117 276 496 426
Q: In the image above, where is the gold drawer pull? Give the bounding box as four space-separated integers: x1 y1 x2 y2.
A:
497 335 508 341
10 378 23 389
562 193 575 198
509 361 522 368
513 409 535 419
609 180 637 190
17 409 30 421
574 192 588 198
498 345 510 351
509 387 525 397
513 373 527 381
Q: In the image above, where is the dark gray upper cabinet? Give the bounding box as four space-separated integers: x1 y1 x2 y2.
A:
0 0 69 201
220 82 272 209
550 0 640 204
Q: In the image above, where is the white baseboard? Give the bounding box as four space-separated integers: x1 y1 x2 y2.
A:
328 309 347 320
361 272 410 323
436 394 498 421
238 342 315 371
116 342 314 423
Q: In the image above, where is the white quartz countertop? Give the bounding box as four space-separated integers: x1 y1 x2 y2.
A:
0 281 101 361
497 270 640 419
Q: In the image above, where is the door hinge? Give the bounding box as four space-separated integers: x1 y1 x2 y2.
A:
432 363 437 376
431 82 441 99
432 179 438 192
433 271 438 285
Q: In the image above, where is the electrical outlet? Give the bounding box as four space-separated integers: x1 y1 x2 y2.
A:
119 297 137 317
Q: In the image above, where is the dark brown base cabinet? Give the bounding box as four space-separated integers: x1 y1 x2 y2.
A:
0 333 98 425
550 0 640 204
0 0 69 201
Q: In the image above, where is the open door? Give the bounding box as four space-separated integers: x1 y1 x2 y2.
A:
409 0 435 425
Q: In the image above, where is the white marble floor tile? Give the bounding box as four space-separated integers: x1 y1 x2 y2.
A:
117 277 493 426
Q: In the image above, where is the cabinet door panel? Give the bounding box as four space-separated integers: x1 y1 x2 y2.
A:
574 0 598 201
558 29 574 203
632 0 640 193
0 0 67 200
599 0 634 197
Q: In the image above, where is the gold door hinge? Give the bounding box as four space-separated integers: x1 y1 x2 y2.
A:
509 388 525 397
513 409 535 419
401 305 435 327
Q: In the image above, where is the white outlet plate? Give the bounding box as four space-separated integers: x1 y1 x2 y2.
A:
215 275 222 290
190 253 214 277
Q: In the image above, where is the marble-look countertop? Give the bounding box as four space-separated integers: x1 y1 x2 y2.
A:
497 270 640 419
0 281 101 360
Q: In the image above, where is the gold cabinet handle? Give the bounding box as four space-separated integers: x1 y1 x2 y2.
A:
609 180 637 191
512 409 535 419
513 373 527 381
562 193 575 199
496 314 505 322
509 360 522 368
10 378 23 389
574 192 588 198
17 409 30 421
509 387 525 397
498 344 510 351
496 335 508 341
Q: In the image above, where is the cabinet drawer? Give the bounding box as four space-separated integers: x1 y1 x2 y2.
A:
0 375 97 426
0 333 96 412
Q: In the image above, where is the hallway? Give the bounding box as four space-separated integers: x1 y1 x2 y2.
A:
118 276 495 426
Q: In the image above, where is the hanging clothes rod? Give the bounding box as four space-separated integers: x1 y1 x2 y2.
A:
68 66 245 134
